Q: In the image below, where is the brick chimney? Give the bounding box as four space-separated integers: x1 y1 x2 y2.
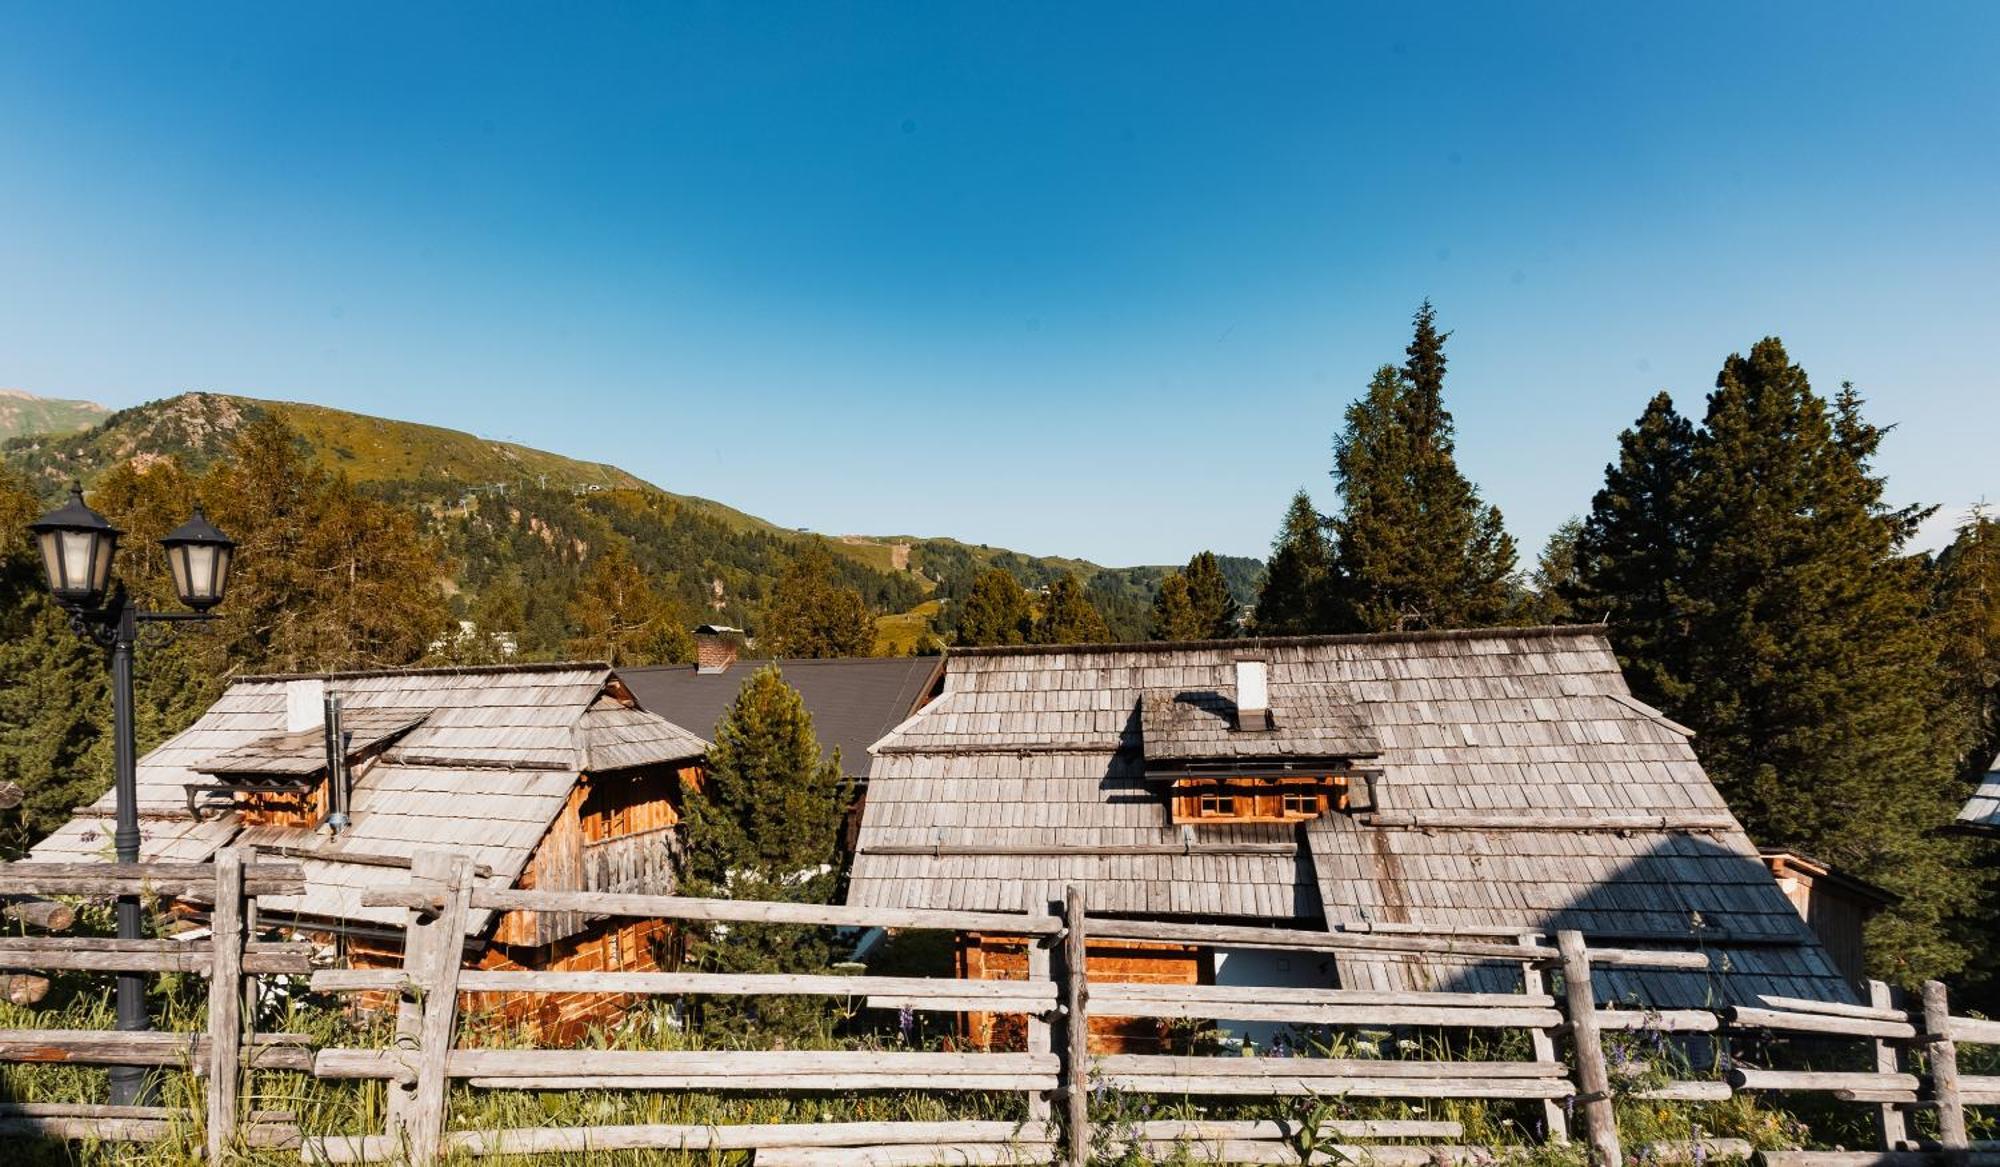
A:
694 625 745 674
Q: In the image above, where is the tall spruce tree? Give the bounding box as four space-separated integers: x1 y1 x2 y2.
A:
1033 573 1110 644
1150 573 1200 640
1520 518 1584 626
1183 551 1240 638
1935 507 2000 780
1327 303 1516 631
678 666 848 1038
1254 491 1334 635
1674 342 1977 982
955 568 1033 646
764 538 875 658
1571 391 1698 708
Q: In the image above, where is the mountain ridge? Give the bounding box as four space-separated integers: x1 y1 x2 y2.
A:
1 391 1262 645
0 389 109 443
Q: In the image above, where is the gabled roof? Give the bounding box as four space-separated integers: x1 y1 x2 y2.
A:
619 656 943 777
848 625 1852 1006
30 662 709 939
197 710 427 777
1954 754 2000 836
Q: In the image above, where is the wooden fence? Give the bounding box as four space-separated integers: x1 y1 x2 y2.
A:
0 849 1994 1166
0 851 311 1157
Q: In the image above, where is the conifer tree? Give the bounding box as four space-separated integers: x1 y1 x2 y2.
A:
1033 573 1110 644
1520 518 1584 626
1675 342 1976 982
1254 491 1333 635
764 538 875 658
1327 303 1516 631
565 542 693 666
678 666 847 1038
1183 551 1241 638
955 568 1033 646
1149 573 1199 640
1935 507 2000 781
1571 391 1697 708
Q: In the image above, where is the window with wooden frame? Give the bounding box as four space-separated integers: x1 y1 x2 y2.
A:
1170 775 1342 825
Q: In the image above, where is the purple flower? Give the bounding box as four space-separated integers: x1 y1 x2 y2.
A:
897 1006 914 1043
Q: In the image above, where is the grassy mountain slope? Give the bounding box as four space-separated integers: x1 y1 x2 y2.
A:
2 392 1261 648
0 389 108 442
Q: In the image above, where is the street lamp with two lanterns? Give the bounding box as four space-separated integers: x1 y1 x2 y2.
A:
27 485 236 1104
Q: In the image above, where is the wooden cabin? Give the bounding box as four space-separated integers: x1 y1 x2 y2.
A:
1758 847 1897 991
847 626 1859 1053
31 663 710 1040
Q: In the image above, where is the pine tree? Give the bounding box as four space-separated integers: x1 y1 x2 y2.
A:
955 568 1033 646
1676 342 1977 983
1183 551 1240 638
678 666 848 1038
1935 507 2000 780
1327 303 1516 631
1519 518 1584 626
1033 573 1110 644
1572 392 1698 708
764 539 875 659
565 542 693 666
1149 574 1198 640
1254 491 1333 634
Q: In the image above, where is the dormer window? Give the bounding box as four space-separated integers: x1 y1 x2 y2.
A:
1168 772 1349 824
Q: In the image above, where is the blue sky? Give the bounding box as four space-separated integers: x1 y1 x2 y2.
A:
1 4 1994 565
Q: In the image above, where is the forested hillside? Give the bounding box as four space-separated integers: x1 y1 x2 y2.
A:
0 392 1261 652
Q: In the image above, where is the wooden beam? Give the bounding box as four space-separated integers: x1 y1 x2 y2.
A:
362 885 1062 936
1727 1069 1922 1093
1871 980 1911 1153
1519 930 1570 1144
312 967 1054 1005
1062 886 1088 1167
1725 1005 1917 1040
405 851 474 1164
0 861 304 897
205 848 246 1164
2 897 76 932
1923 980 1968 1155
1760 992 1910 1023
1362 811 1740 832
1559 930 1621 1167
1596 1008 1719 1032
1095 1075 1573 1098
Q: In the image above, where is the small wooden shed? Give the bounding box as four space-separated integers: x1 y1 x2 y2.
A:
1757 847 1897 991
31 662 710 1038
1952 752 2000 839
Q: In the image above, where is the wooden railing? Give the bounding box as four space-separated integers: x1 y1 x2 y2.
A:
0 851 310 1158
0 848 1995 1166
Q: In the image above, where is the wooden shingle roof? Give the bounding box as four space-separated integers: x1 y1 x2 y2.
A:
31 662 711 939
848 626 1853 1006
1139 688 1380 763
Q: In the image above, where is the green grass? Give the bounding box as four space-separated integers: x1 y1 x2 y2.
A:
874 600 945 656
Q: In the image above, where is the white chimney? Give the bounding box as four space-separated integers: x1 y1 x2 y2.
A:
1234 658 1270 731
285 679 327 733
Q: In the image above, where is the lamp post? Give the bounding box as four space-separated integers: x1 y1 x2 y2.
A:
29 485 235 1105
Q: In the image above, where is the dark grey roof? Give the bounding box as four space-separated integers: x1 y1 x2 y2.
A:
619 656 944 776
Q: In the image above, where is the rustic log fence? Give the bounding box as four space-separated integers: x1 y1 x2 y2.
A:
0 848 1994 1166
0 850 309 1157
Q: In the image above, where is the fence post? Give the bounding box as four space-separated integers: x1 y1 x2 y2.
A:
1061 886 1089 1167
1922 979 1968 1156
1024 889 1052 1125
1519 931 1569 1145
391 851 475 1162
205 847 247 1163
1869 979 1909 1151
1557 930 1621 1167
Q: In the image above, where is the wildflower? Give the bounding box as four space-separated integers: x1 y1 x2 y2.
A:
897 1006 914 1043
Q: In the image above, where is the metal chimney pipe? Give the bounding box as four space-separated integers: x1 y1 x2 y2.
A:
321 695 350 834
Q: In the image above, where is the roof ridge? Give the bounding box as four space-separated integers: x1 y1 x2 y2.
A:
240 660 612 683
948 623 1610 659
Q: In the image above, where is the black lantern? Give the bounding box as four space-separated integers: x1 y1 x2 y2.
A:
29 486 122 609
159 507 234 612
